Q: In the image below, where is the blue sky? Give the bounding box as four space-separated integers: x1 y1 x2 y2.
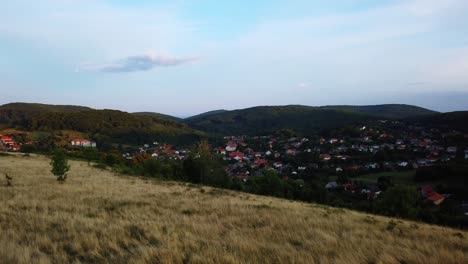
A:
1 0 468 117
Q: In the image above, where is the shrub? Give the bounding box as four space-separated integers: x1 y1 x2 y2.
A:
50 150 70 182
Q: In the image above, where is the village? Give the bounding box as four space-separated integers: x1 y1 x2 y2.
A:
124 119 468 213
1 119 468 215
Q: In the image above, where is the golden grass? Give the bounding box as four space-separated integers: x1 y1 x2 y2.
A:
0 155 467 264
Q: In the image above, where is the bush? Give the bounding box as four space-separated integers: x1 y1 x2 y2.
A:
50 150 70 182
375 185 419 219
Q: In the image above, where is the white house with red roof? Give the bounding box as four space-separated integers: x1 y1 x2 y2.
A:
71 138 96 148
225 143 237 152
1 136 14 145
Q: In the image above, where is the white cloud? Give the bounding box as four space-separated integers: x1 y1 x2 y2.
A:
79 53 199 73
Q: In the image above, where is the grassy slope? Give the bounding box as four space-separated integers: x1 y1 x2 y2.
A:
0 155 467 264
352 170 417 185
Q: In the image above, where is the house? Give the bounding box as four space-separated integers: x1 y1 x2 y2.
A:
343 183 358 192
229 151 244 160
366 163 379 169
273 162 283 169
421 185 445 205
10 144 20 151
1 136 14 145
446 146 457 153
397 161 409 167
71 138 96 148
225 143 237 152
325 181 338 190
216 148 227 155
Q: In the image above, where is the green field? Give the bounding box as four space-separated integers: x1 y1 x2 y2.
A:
352 170 416 185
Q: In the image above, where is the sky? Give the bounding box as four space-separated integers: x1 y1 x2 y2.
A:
1 0 468 117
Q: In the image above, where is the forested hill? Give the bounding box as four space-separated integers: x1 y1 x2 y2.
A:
184 104 438 136
132 112 181 122
0 102 92 112
0 103 205 146
0 102 92 125
185 105 375 136
319 104 437 119
408 111 468 132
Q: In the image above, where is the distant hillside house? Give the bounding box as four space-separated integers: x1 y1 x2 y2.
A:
71 138 96 148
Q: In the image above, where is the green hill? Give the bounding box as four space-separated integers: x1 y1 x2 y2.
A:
185 104 438 136
0 102 92 126
185 105 375 136
133 112 182 122
319 104 437 118
0 103 205 146
0 102 93 113
408 111 468 132
186 109 228 120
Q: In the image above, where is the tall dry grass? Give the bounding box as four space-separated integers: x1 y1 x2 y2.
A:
0 154 467 264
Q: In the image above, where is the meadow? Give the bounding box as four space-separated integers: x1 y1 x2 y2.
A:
0 154 467 263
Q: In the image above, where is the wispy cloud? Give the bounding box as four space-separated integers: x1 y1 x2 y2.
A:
80 53 198 73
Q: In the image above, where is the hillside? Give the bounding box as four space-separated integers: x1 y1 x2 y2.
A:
185 105 376 136
0 103 205 146
320 104 437 119
0 155 467 263
0 102 93 113
22 110 204 146
409 111 468 132
133 112 182 122
0 103 92 127
185 109 228 120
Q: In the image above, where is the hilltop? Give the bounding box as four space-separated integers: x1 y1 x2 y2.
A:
319 104 437 119
132 112 182 122
0 102 93 113
0 155 466 263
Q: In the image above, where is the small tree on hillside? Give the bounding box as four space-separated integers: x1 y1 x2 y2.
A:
50 150 70 182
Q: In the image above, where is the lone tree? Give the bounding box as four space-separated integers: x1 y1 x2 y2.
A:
50 150 70 182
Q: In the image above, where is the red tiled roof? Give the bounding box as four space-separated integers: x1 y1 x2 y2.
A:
426 192 445 205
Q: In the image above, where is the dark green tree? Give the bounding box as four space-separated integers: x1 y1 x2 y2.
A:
50 150 70 182
376 185 419 218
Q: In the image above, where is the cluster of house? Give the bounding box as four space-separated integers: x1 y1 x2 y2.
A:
0 134 21 151
70 138 97 148
122 142 190 160
215 128 467 180
198 121 467 207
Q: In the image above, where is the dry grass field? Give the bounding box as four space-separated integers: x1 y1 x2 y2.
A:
0 154 467 264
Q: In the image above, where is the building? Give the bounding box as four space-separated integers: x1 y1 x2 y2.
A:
71 138 96 148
